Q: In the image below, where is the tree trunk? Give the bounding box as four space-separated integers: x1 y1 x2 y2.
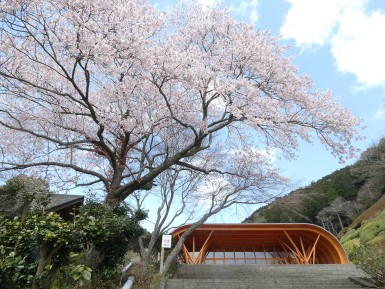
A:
85 243 105 269
329 220 337 235
139 229 161 277
32 243 60 289
336 213 344 230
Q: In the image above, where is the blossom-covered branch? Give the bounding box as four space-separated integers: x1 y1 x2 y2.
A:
0 0 362 204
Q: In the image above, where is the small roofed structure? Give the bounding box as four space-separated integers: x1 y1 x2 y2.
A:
23 193 84 220
172 223 348 265
2 193 84 220
43 194 84 220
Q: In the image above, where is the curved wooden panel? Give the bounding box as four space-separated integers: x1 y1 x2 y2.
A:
172 223 348 265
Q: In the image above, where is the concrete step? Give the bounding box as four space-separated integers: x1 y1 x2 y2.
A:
177 264 370 279
165 264 376 289
166 279 365 289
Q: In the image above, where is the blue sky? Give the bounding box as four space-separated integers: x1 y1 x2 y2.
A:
144 0 385 224
152 0 385 186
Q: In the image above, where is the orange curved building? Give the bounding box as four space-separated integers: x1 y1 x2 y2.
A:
171 223 348 265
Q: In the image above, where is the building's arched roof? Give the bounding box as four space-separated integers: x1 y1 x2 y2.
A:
172 223 348 265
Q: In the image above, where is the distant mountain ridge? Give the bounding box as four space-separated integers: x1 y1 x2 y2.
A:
244 138 385 238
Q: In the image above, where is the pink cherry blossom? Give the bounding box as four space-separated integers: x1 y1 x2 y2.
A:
0 0 363 203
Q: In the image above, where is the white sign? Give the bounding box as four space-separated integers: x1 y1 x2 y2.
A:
162 235 172 248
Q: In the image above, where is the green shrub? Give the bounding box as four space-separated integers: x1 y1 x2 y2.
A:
342 239 360 253
350 243 385 286
0 203 146 289
360 226 379 243
51 253 92 289
370 231 385 247
341 229 360 243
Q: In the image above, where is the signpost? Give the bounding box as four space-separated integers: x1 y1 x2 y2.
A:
160 235 172 273
162 235 172 248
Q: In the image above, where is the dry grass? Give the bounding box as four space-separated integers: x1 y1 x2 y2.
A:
349 194 385 230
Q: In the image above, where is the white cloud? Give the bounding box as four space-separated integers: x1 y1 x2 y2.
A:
374 102 385 119
280 0 385 88
228 0 259 24
331 8 385 87
280 0 344 46
249 7 259 24
195 174 232 207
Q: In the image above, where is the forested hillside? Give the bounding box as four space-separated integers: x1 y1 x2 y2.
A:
244 138 385 236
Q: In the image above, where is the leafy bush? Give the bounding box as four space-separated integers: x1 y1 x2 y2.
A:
341 208 385 255
341 228 360 243
350 243 385 286
77 202 147 287
341 238 359 253
0 175 51 219
50 253 93 289
0 203 146 289
360 226 379 243
0 211 84 289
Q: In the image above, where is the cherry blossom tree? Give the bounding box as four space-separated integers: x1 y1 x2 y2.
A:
0 0 362 205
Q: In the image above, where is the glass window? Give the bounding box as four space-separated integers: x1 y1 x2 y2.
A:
206 252 214 258
257 259 266 265
255 252 265 258
215 260 224 265
245 252 255 258
215 251 224 258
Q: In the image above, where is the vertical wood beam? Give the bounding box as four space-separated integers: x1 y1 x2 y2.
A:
181 243 194 264
299 236 306 258
263 244 267 264
283 230 306 263
196 230 214 264
192 236 195 263
234 246 236 264
306 234 321 264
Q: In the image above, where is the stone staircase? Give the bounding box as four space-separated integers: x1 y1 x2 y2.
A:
165 264 377 289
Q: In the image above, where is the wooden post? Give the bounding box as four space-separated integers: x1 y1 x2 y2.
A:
192 236 195 263
160 235 172 273
159 246 165 273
